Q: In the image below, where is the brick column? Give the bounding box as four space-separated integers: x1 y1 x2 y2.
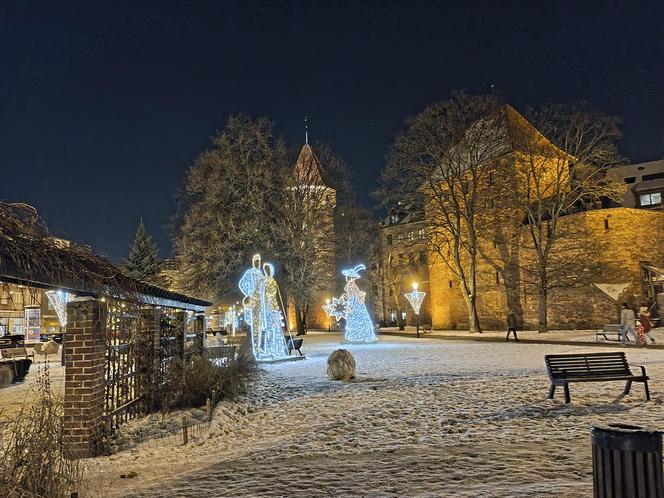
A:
63 297 107 459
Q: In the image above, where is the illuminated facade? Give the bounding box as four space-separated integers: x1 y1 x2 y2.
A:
370 204 431 327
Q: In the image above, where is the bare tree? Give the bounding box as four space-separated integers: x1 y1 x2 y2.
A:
173 115 287 300
512 103 625 332
379 92 509 333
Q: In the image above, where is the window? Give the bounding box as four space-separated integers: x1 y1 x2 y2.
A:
371 263 377 270
640 192 662 207
386 234 392 246
389 309 397 322
419 250 427 264
390 214 399 224
496 271 500 284
604 218 609 230
397 233 405 243
449 280 453 289
624 177 636 184
643 172 664 181
401 309 407 321
398 253 404 264
407 231 414 241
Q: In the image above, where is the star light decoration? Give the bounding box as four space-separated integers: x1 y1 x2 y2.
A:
404 285 426 315
323 297 346 322
45 290 72 328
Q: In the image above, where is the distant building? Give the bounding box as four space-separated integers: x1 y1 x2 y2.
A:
371 203 430 327
286 142 337 331
607 159 664 210
418 107 664 330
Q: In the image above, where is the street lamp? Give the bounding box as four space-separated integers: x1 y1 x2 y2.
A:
325 298 331 332
404 282 426 338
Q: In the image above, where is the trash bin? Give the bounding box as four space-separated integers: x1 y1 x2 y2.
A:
591 423 664 498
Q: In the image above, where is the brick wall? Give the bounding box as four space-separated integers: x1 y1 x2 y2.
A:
63 298 107 459
427 207 664 330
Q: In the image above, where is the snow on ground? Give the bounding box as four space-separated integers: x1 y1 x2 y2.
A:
97 333 664 497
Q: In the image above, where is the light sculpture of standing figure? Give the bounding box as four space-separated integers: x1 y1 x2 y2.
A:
239 254 266 359
325 264 377 343
262 262 290 359
239 254 290 361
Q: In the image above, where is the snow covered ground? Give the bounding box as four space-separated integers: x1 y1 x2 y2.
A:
93 334 664 496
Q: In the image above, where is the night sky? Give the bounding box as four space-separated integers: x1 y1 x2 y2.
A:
2 1 663 262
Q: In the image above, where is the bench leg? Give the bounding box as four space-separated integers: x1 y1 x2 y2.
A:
624 380 632 395
644 380 651 401
297 348 303 357
548 384 556 399
563 383 571 404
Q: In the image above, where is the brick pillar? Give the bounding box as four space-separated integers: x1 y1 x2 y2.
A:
63 297 107 459
137 307 161 412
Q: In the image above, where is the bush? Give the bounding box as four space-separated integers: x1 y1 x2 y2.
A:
0 366 82 498
159 349 259 411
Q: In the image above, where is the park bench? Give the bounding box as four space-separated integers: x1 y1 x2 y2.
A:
421 323 432 335
1 347 35 361
545 352 650 404
206 345 237 365
595 324 622 342
285 336 303 356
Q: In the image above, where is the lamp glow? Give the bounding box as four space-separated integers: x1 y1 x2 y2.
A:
404 283 426 338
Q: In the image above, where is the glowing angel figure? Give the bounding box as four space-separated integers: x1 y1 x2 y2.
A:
261 262 290 359
326 264 377 343
239 254 267 359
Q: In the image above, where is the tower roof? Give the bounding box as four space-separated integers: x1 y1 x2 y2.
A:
293 143 331 188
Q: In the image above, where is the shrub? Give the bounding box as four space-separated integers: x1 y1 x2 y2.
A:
0 366 83 498
160 349 259 411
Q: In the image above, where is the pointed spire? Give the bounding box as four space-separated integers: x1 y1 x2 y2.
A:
304 116 309 144
293 143 330 188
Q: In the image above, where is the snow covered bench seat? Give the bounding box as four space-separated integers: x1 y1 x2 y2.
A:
545 352 650 404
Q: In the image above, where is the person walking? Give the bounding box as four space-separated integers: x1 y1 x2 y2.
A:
506 311 518 342
620 302 636 344
640 308 656 344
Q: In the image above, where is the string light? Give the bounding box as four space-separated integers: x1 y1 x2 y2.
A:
325 264 377 343
45 290 72 327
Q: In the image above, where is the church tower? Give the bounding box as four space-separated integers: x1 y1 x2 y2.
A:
287 141 337 332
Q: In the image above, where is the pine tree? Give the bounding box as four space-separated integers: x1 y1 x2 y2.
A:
124 220 160 282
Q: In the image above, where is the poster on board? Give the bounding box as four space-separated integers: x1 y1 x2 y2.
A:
24 306 41 343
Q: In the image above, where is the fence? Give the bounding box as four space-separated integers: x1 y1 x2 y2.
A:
63 298 206 458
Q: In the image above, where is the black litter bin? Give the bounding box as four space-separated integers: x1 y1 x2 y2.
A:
592 423 663 498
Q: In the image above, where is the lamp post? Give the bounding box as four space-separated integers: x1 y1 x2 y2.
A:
325 299 331 332
404 282 426 338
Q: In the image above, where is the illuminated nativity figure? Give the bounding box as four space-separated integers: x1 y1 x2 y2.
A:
326 264 377 343
238 254 290 361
